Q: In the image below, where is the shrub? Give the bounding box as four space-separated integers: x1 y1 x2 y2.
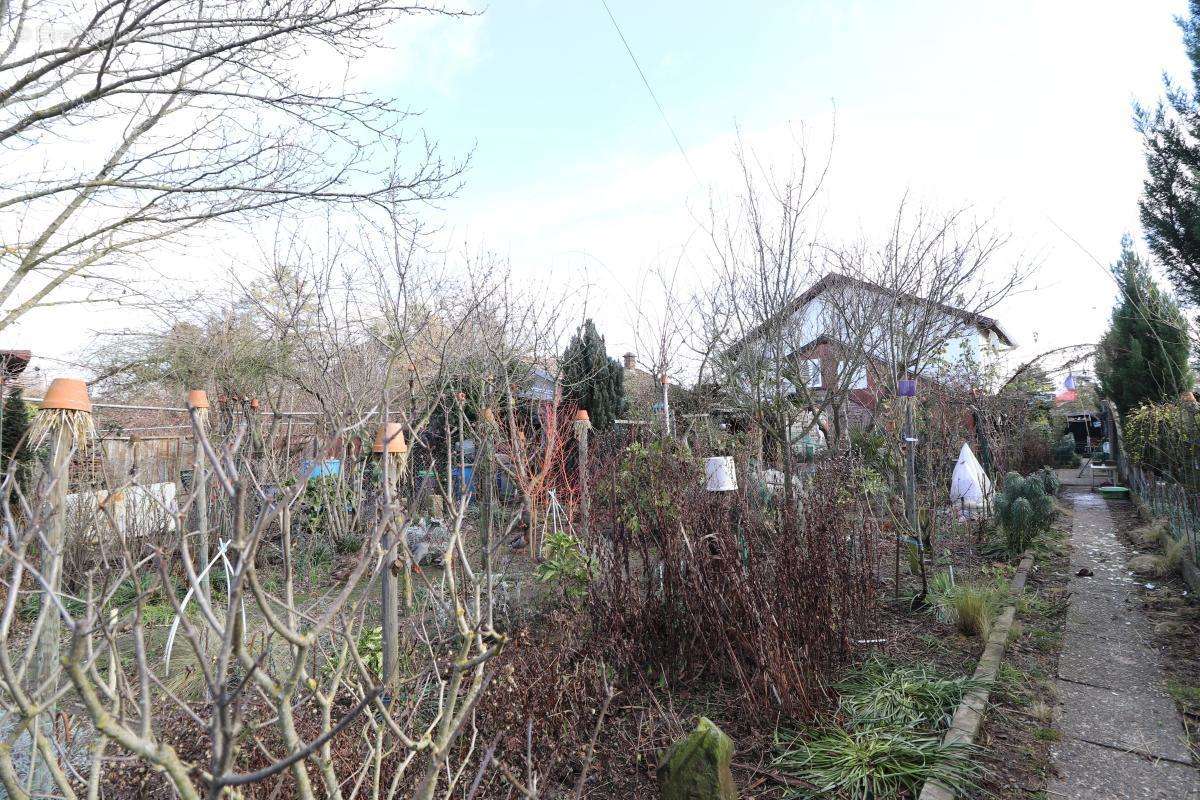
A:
994 473 1054 556
1052 434 1077 467
591 448 878 718
1124 402 1199 484
1037 467 1060 496
535 529 596 600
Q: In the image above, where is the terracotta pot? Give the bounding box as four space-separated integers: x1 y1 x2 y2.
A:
186 389 209 410
481 408 497 424
455 391 466 403
574 409 590 422
42 378 91 413
249 397 260 411
374 422 407 454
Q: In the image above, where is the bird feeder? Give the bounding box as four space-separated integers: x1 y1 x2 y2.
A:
373 422 408 454
574 409 590 423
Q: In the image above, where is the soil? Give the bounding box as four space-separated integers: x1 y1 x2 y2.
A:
968 505 1072 799
1116 506 1200 763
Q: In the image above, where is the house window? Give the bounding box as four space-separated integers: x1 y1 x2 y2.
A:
802 358 822 388
850 363 869 390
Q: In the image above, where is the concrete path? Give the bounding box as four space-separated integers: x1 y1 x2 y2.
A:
1047 488 1199 799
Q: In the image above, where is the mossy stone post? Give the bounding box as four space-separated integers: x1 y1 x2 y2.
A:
657 717 739 800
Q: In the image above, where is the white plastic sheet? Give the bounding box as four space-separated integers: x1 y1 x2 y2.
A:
949 443 992 509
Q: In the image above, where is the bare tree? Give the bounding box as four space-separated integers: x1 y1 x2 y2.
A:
0 0 468 330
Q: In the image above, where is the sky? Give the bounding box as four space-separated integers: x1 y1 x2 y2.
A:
15 0 1196 384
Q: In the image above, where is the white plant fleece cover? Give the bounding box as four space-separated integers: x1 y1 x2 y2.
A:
950 443 993 508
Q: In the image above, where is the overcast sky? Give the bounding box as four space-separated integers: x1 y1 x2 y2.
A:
17 0 1194 383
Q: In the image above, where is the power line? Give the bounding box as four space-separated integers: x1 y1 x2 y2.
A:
598 0 700 183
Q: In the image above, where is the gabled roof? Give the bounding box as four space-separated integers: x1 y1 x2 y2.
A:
728 273 1014 357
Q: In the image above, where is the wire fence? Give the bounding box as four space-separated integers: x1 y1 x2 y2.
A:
1108 399 1200 568
1121 459 1200 566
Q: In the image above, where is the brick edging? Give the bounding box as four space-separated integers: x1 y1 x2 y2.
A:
917 550 1036 800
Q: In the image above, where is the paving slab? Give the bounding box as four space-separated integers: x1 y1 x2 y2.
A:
1055 678 1192 763
1047 737 1200 799
1057 626 1162 690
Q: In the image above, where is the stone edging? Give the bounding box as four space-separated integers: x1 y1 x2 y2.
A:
917 549 1036 800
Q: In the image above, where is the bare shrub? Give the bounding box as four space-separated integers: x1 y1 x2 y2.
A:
589 437 880 719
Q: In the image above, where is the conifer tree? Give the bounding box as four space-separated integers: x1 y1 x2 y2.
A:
562 319 625 432
1096 237 1193 415
1139 0 1200 305
1 389 33 495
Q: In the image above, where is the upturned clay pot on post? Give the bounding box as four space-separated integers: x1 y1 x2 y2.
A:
374 422 408 685
187 389 212 606
31 378 94 793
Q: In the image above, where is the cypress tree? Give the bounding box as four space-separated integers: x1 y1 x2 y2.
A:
1 389 33 494
1138 1 1200 305
1096 237 1193 415
562 319 625 432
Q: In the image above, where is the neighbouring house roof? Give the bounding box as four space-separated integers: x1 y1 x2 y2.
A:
728 273 1015 358
620 357 690 420
0 350 31 380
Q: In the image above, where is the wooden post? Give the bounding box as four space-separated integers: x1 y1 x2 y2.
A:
574 414 591 540
186 393 212 608
380 448 400 686
374 422 409 688
30 424 71 791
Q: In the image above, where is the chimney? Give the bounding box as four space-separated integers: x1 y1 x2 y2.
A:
623 352 637 370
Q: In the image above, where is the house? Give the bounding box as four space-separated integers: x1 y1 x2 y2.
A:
619 352 690 423
723 273 1015 432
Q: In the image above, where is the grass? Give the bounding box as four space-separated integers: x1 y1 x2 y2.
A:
835 658 984 730
1026 701 1055 724
775 659 983 798
925 570 1003 639
1164 535 1192 574
774 726 979 800
1033 727 1062 742
1166 680 1200 710
950 584 994 639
